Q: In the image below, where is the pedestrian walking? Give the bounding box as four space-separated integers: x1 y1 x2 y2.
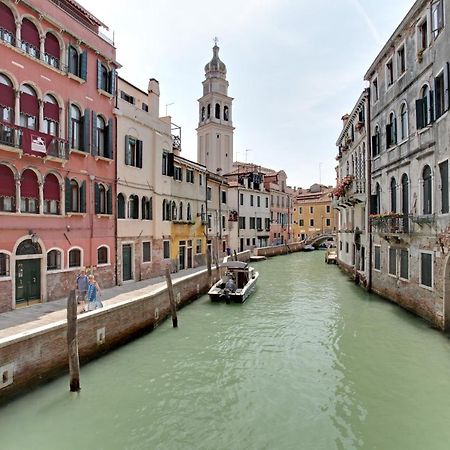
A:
87 274 103 311
75 268 89 312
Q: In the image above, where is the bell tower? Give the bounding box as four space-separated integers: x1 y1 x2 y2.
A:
197 39 234 175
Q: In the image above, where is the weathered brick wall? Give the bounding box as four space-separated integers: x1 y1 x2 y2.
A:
0 267 221 403
0 280 12 313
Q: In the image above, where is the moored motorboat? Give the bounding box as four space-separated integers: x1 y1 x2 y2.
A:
208 261 259 303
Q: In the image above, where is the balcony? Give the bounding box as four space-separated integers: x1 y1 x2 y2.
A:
370 213 411 237
332 177 366 208
0 121 68 161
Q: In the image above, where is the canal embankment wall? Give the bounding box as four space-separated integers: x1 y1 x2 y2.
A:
0 266 225 403
254 242 303 257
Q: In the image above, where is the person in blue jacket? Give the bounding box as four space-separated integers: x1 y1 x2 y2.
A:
87 274 103 310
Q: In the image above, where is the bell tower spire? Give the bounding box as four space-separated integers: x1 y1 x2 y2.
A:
197 40 234 175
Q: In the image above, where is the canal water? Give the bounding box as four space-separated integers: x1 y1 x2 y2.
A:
1 252 450 450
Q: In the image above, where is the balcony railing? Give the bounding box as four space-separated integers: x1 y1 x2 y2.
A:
0 27 15 45
0 121 22 148
370 214 411 234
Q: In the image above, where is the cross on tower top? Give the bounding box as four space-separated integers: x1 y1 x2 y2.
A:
213 36 219 46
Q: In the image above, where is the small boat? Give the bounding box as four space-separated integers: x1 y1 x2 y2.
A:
303 244 315 251
325 248 337 264
208 261 259 303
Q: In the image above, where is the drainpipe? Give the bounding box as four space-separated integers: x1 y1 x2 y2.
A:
366 87 373 292
114 112 118 286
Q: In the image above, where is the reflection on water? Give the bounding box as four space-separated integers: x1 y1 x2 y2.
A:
1 252 450 450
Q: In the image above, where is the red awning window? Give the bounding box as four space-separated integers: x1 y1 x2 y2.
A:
0 3 16 34
21 19 40 48
20 91 38 116
43 173 60 201
44 33 60 59
21 169 39 198
43 99 59 121
0 82 14 109
0 164 15 196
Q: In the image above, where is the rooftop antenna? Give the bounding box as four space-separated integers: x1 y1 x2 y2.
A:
165 102 174 116
213 36 219 46
245 149 252 163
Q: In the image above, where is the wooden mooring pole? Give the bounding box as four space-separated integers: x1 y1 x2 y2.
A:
165 267 178 328
66 289 80 392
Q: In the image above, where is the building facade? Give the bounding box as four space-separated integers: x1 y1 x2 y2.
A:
364 0 450 329
0 0 117 311
294 185 335 241
115 77 174 283
333 91 369 285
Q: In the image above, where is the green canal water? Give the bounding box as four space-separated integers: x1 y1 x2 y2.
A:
2 252 450 450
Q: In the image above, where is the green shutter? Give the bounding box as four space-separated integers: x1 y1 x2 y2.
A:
137 140 143 168
94 182 100 214
107 185 112 215
107 118 113 159
91 111 98 156
65 177 71 213
125 135 130 165
429 90 435 123
416 99 424 130
80 51 88 80
80 180 86 213
82 108 90 152
109 68 117 95
97 60 102 89
67 104 72 148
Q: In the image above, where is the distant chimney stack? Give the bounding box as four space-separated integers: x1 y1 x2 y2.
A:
341 114 350 128
148 78 160 116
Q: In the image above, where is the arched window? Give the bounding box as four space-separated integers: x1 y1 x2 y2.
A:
224 106 229 121
164 199 171 221
179 201 183 220
47 249 61 271
0 3 16 44
68 46 79 77
0 252 10 277
387 112 397 148
98 184 107 214
215 103 220 119
43 173 60 214
187 203 192 221
423 165 432 215
43 94 59 136
418 85 430 129
400 103 408 140
96 116 106 156
70 104 81 149
99 63 108 91
207 104 211 118
128 194 139 219
20 84 38 130
44 32 60 68
0 74 14 124
68 248 81 268
171 201 177 221
0 164 15 212
117 193 125 218
20 18 40 58
70 179 80 212
373 125 380 157
97 246 108 265
21 169 39 213
142 196 151 220
390 177 397 213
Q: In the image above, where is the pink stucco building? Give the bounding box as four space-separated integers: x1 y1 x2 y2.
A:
0 0 118 311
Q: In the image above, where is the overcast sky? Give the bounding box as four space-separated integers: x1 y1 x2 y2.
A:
80 0 413 189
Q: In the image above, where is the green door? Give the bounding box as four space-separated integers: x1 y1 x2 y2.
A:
16 259 41 305
122 244 132 281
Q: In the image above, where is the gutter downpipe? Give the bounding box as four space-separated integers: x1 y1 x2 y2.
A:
366 87 373 292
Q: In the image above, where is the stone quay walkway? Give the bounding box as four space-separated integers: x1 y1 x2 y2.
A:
0 266 206 341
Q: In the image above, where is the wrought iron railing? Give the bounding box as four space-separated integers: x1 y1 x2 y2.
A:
370 214 411 234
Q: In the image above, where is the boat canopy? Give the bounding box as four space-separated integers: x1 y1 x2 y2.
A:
221 261 248 270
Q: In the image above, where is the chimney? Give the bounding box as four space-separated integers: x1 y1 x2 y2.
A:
148 78 160 116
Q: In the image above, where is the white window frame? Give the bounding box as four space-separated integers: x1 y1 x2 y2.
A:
396 42 406 78
68 246 83 270
385 57 394 89
419 250 434 290
97 244 110 267
46 247 64 273
142 241 152 264
372 75 379 103
0 250 12 280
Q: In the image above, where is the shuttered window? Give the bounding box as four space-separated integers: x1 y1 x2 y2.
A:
420 252 433 288
388 248 397 276
440 160 449 214
374 246 381 270
400 249 409 280
142 242 151 263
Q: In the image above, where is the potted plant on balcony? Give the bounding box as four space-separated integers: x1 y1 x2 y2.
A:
332 175 355 199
